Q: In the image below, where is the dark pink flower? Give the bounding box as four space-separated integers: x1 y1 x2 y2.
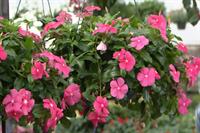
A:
147 14 168 42
53 57 71 78
88 111 107 127
152 68 161 80
3 88 34 121
129 36 149 51
56 11 72 23
113 49 136 72
184 59 199 87
31 61 49 80
0 45 7 61
169 64 180 83
43 98 57 112
178 91 192 115
110 77 128 99
93 23 117 35
44 107 63 132
137 67 159 87
93 96 109 115
176 42 188 54
84 6 101 12
43 21 63 35
19 89 35 115
63 83 81 106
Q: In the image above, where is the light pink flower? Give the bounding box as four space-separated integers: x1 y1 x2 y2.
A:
176 42 188 54
88 111 107 127
113 49 136 72
31 61 49 80
56 11 72 23
129 36 149 51
93 96 109 115
19 89 35 115
18 27 41 43
63 83 81 106
0 16 4 20
93 23 117 35
84 6 101 12
178 91 191 115
137 67 159 87
147 14 168 42
169 64 180 83
96 42 107 51
110 77 128 99
0 45 7 61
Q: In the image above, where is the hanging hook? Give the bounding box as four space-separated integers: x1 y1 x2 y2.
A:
47 0 53 17
42 0 45 16
15 0 22 19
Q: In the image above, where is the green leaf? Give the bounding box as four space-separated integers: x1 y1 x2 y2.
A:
140 51 152 63
14 78 25 89
24 37 34 50
60 117 71 129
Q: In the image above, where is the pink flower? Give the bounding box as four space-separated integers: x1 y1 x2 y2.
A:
18 27 41 43
93 96 109 115
184 59 200 87
147 14 168 42
152 68 161 80
44 107 63 132
53 57 71 78
31 61 49 80
35 51 71 78
63 83 81 106
129 36 149 51
0 16 4 20
0 45 7 61
176 42 188 54
93 23 117 35
19 89 35 115
110 77 128 99
113 49 136 72
169 64 180 83
137 67 159 87
178 91 191 115
43 21 63 35
43 98 58 112
96 42 107 51
3 88 34 121
56 11 72 23
88 111 107 127
84 6 101 12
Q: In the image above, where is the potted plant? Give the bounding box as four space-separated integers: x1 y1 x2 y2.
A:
170 9 188 29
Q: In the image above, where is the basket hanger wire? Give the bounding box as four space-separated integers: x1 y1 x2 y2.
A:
15 0 53 18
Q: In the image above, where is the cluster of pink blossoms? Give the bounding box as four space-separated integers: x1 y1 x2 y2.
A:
93 23 117 35
43 11 71 35
185 57 200 87
113 48 136 72
137 67 160 87
129 35 149 51
43 99 63 132
76 6 101 18
18 27 42 43
176 42 188 54
88 96 109 127
147 14 168 42
0 45 7 61
169 64 180 83
110 77 128 99
32 51 71 79
61 83 81 109
177 89 192 115
3 88 35 121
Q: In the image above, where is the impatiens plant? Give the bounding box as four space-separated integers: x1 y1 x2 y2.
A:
0 4 199 133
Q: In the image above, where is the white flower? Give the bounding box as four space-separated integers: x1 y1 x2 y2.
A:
97 42 107 51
